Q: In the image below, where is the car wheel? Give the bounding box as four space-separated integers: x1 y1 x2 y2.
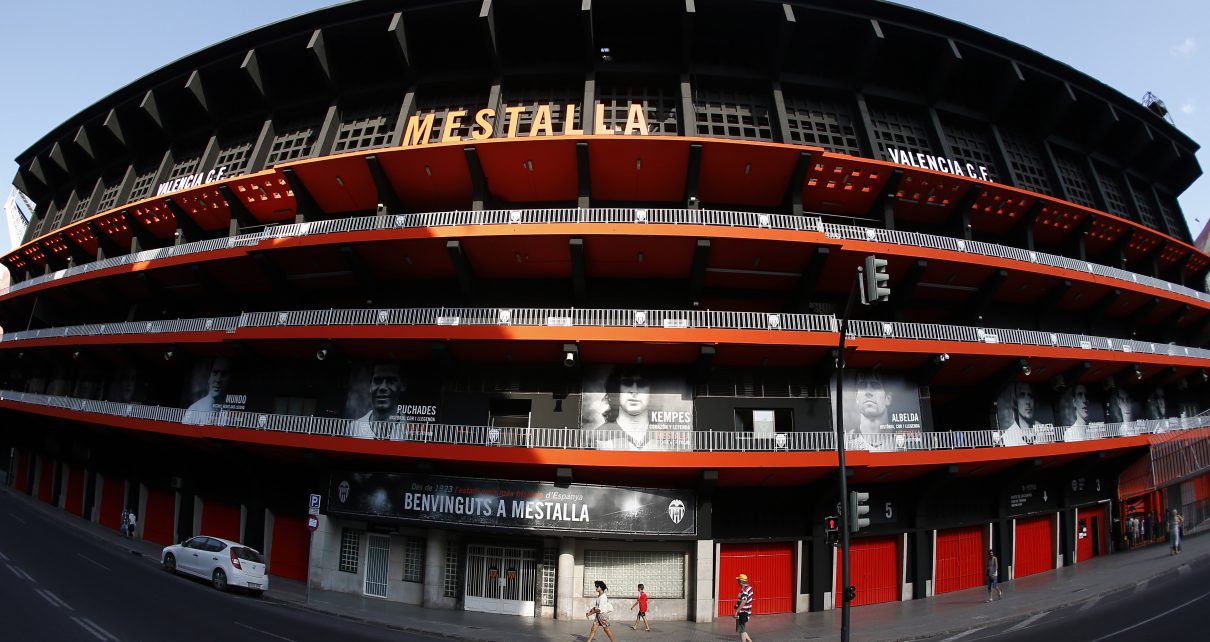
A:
212 568 228 592
163 553 176 573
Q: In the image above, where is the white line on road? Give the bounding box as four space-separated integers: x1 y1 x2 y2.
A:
35 588 73 610
0 550 9 561
234 622 296 642
1132 579 1150 594
72 616 119 641
1005 611 1049 633
1088 589 1210 642
7 512 26 524
1079 595 1104 612
939 626 986 641
77 553 111 571
6 563 34 582
1178 564 1191 575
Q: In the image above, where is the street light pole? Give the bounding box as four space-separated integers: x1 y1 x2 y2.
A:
835 266 863 642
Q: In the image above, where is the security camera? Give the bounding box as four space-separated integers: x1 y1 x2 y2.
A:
563 351 576 368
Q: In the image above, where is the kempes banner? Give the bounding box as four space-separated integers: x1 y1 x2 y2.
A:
579 364 693 451
327 472 697 536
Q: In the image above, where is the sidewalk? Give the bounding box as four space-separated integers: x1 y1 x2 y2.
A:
8 486 1205 642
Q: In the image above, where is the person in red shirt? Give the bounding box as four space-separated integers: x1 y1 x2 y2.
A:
630 583 651 631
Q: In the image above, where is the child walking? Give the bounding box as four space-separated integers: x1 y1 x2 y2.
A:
630 583 651 631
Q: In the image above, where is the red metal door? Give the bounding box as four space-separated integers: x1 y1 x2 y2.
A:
935 526 986 594
36 457 54 503
98 476 126 530
1014 515 1054 578
836 536 900 607
1076 505 1106 562
13 450 29 493
269 512 310 581
200 499 242 542
64 466 85 517
717 542 795 616
142 487 176 546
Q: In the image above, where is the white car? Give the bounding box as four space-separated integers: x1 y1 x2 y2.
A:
162 535 268 595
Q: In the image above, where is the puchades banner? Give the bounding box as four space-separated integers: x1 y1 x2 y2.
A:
579 364 693 451
182 356 247 425
831 370 924 451
343 361 440 438
326 472 697 536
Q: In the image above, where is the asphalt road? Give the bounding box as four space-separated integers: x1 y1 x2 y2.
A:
0 489 447 642
924 552 1210 642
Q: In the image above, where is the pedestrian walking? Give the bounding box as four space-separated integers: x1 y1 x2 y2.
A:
585 580 617 642
1170 509 1184 554
120 508 129 537
734 573 754 642
126 510 137 539
630 583 651 631
985 549 1002 602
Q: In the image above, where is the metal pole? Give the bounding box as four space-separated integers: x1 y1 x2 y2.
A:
836 268 862 642
306 530 313 605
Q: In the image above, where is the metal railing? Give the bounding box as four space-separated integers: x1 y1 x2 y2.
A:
3 389 1207 455
4 307 1209 365
3 207 1205 304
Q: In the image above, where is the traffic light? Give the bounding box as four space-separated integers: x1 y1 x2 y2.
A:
849 491 870 532
863 255 890 304
844 585 857 603
825 515 840 545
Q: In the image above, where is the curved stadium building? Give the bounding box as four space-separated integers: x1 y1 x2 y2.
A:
4 0 1210 620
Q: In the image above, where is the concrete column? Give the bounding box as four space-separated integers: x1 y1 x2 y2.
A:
694 539 714 623
423 528 452 608
556 537 576 621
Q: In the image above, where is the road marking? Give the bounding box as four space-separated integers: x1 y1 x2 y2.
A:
6 563 34 582
72 616 119 641
1079 595 1104 612
234 622 296 642
939 626 986 641
0 550 9 561
1132 579 1149 594
35 588 73 610
1087 589 1210 642
1005 611 1049 632
1177 564 1191 575
7 512 26 524
77 553 111 571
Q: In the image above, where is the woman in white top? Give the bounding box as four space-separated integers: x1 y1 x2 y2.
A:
586 580 617 642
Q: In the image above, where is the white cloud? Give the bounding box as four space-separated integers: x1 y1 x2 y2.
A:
1170 37 1198 57
1181 102 1195 114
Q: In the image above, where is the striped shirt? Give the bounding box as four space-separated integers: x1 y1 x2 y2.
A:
737 584 754 614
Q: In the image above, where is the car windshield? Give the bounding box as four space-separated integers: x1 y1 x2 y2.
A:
232 547 264 564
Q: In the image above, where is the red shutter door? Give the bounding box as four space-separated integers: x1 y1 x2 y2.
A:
13 450 30 493
1014 515 1054 578
201 499 242 542
717 542 795 616
143 487 176 546
935 526 986 594
98 476 126 530
36 457 54 503
269 512 310 581
64 466 86 517
836 536 901 607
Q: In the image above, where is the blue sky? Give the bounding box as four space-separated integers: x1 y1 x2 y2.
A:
0 0 1207 252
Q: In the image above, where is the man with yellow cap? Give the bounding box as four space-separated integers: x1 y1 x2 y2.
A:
734 573 754 642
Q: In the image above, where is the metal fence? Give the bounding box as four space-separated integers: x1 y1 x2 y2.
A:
6 306 1209 365
3 389 1208 455
4 207 1206 305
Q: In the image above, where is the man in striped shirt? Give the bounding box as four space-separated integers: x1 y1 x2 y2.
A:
734 573 754 642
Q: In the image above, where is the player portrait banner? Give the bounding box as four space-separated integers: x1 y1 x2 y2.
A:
832 370 924 449
344 360 440 424
181 356 247 424
327 472 697 537
579 364 693 451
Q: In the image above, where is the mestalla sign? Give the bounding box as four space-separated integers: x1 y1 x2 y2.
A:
327 472 697 536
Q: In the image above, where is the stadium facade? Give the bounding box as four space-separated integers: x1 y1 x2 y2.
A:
2 0 1210 620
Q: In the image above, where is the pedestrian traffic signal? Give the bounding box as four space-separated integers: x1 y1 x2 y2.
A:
844 585 856 602
825 515 840 545
863 255 890 304
849 491 870 532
